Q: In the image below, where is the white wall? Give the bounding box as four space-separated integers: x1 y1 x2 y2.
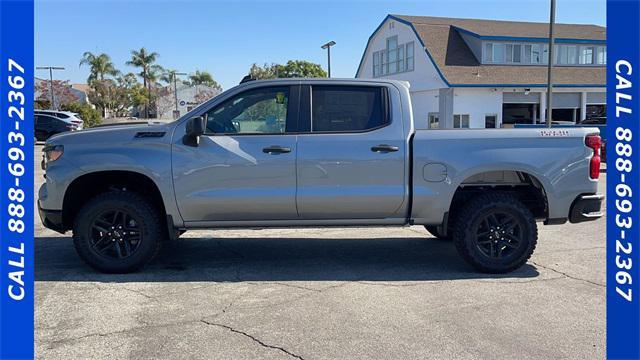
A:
356 18 447 92
410 89 440 129
452 88 503 128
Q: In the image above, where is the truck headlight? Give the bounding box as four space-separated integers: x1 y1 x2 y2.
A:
42 145 64 170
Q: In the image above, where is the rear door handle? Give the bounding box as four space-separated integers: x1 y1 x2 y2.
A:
263 145 291 154
371 144 399 153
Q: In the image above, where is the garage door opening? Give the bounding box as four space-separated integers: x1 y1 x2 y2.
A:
550 108 581 123
502 103 540 126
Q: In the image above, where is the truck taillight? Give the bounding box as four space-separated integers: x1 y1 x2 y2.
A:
586 134 601 180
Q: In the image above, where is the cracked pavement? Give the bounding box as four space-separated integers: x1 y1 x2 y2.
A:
34 145 605 359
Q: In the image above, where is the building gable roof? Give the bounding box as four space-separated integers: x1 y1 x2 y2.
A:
357 15 606 87
393 15 606 41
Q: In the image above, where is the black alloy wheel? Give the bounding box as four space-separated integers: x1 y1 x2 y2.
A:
73 191 165 273
452 192 537 273
473 211 523 259
89 209 143 260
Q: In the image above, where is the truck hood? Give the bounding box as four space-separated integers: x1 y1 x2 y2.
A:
46 121 175 146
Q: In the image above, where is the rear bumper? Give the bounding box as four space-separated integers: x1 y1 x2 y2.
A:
38 203 65 234
569 194 604 223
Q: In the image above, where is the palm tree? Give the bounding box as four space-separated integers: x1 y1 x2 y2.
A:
79 52 119 83
161 69 179 85
126 48 160 118
188 70 222 101
188 70 220 88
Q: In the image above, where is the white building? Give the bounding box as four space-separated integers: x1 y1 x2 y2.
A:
155 83 221 120
356 15 606 129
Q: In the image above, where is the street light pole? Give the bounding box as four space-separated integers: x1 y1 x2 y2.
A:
172 72 187 112
321 41 336 77
36 66 65 110
546 0 556 128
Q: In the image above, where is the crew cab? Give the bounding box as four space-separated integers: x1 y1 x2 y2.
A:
38 79 603 273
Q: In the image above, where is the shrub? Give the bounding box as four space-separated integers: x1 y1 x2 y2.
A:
60 102 102 128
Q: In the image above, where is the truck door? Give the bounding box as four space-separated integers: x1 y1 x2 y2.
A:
172 85 300 222
296 84 407 220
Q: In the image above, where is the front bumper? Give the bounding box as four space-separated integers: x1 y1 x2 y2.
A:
38 202 65 234
569 194 604 223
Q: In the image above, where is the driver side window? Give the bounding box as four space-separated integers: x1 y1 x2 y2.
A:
205 86 290 134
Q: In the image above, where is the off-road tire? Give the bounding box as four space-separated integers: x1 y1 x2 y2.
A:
425 225 451 241
73 191 164 273
452 192 537 273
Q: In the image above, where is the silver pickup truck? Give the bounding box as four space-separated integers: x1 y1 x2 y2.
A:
38 78 603 274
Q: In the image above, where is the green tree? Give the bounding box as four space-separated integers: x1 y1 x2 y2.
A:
280 60 327 78
248 60 327 80
188 70 222 90
79 52 120 83
249 63 279 79
126 47 161 118
60 102 102 128
161 69 180 85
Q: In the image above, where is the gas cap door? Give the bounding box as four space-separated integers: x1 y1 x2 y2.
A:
423 163 448 182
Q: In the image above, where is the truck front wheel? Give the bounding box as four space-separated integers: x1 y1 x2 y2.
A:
72 191 164 273
424 225 451 241
452 193 537 273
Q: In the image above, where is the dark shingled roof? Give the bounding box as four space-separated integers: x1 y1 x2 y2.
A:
390 15 606 86
394 15 606 40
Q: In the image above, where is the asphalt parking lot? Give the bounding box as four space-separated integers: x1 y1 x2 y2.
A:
34 144 606 359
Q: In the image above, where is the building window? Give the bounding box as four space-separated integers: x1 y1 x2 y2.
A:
406 42 414 71
373 51 381 77
484 41 603 66
373 37 415 77
542 44 550 63
428 112 439 129
387 36 398 73
485 114 497 128
492 43 506 63
580 46 595 64
453 114 470 128
596 46 606 64
506 44 521 63
484 43 493 62
531 44 542 64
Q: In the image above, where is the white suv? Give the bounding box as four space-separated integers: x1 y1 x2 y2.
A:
35 110 84 130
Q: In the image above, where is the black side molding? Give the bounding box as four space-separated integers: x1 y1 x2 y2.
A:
135 131 166 138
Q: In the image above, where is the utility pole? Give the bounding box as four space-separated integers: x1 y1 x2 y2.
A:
546 0 556 128
172 72 187 112
321 41 336 77
36 66 65 110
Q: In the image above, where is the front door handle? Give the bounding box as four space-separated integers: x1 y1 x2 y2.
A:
263 145 291 154
371 144 399 153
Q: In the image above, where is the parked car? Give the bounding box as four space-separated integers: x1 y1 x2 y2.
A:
35 110 84 130
580 117 606 125
38 79 603 274
34 113 79 141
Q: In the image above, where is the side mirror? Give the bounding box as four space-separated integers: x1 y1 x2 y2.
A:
183 116 205 147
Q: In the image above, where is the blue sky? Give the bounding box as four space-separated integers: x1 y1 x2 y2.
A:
35 0 606 90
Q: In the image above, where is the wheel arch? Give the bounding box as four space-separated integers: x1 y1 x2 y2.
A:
447 170 549 223
62 170 167 231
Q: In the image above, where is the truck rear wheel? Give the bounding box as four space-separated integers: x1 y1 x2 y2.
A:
72 191 164 273
452 193 537 273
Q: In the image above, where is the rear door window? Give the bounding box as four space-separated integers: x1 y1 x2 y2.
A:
310 86 388 132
